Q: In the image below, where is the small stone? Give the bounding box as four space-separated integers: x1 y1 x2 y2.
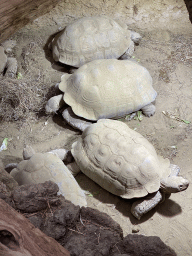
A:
132 227 140 233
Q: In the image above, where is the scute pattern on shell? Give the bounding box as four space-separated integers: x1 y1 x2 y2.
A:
52 16 131 67
71 119 171 199
10 153 87 207
59 59 157 121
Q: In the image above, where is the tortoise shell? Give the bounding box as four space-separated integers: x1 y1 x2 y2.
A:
59 59 157 121
52 16 132 67
10 152 87 207
71 119 171 199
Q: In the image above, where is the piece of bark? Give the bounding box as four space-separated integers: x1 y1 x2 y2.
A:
0 0 62 43
0 199 70 256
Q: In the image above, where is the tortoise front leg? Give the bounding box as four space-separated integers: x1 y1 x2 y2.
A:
131 190 163 220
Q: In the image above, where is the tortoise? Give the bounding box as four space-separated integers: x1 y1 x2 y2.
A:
9 146 87 207
51 16 141 68
45 59 157 131
67 119 189 219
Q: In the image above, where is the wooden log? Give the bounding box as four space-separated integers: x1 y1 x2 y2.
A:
0 0 62 43
184 0 192 23
0 199 70 256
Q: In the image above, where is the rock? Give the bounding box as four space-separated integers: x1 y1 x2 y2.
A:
80 206 123 238
40 202 80 240
111 234 176 256
0 160 18 192
12 180 60 212
64 207 123 256
0 181 12 206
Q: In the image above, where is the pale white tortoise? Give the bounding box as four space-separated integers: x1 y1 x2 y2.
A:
46 59 157 131
9 146 87 207
53 119 189 219
51 16 142 68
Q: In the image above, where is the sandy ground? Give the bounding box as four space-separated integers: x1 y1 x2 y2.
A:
1 0 192 255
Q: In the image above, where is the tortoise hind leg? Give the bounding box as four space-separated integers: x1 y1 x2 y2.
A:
131 191 163 220
45 94 65 114
62 107 93 132
5 57 17 78
141 103 156 117
130 31 142 44
119 40 135 60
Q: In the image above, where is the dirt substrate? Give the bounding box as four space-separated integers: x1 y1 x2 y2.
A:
0 1 192 255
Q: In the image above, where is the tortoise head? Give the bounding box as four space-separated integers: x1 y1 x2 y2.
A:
160 176 189 193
